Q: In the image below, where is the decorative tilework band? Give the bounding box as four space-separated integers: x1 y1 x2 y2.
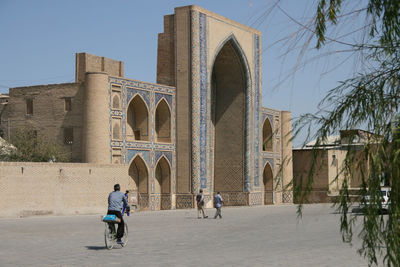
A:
253 34 260 187
190 10 201 193
199 12 208 189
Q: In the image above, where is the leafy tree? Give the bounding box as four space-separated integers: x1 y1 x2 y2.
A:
284 0 400 265
0 128 69 162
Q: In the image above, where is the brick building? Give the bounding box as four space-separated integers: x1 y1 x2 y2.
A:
0 5 293 211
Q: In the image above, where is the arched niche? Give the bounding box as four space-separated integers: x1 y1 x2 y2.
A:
263 118 273 151
112 95 120 109
112 121 121 140
128 155 149 194
128 155 149 210
155 156 171 195
263 162 274 204
212 37 248 192
127 95 149 141
155 99 171 143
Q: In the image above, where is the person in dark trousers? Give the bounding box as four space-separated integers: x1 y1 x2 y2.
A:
214 192 223 219
107 184 128 244
123 190 130 216
196 189 208 219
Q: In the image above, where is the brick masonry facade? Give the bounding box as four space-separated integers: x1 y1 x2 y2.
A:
0 5 293 216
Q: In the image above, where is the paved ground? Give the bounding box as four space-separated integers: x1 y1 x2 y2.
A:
0 204 372 267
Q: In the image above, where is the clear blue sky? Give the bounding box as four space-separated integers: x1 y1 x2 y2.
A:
0 0 357 145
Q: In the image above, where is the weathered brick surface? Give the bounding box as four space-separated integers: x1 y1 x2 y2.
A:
174 7 192 194
4 83 84 161
0 162 130 218
213 41 245 192
157 15 175 86
75 53 124 83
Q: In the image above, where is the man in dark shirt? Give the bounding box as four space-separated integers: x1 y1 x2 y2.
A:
107 184 128 244
196 189 208 219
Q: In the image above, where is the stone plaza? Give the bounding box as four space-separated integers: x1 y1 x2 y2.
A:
0 204 369 266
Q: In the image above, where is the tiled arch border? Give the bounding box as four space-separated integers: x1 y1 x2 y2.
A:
191 11 254 193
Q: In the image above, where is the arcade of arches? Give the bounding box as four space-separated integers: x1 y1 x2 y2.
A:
128 155 172 210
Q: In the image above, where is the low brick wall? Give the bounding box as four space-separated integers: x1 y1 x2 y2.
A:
294 190 332 204
0 162 131 218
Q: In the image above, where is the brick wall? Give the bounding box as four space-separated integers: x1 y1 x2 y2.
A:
75 53 124 83
156 14 175 86
5 83 84 162
0 162 131 218
293 150 329 191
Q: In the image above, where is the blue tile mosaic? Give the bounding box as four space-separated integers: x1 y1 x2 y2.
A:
199 12 207 189
126 88 150 108
254 34 260 187
262 113 273 127
155 93 172 108
127 149 150 167
263 158 274 171
155 150 172 166
109 76 176 205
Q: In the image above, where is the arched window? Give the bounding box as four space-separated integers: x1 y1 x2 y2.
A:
263 118 273 151
127 95 149 141
112 121 121 140
112 95 120 109
155 99 171 143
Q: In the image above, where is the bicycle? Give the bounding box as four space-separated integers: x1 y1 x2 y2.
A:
102 214 128 250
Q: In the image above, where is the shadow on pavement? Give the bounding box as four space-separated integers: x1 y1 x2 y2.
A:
85 246 108 250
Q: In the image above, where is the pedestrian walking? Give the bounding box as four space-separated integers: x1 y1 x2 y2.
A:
214 192 223 219
196 189 208 218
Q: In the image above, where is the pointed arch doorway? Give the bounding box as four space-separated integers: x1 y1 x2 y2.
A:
263 163 274 204
155 156 171 210
128 155 149 210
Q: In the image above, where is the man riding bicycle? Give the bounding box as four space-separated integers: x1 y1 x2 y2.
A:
107 184 128 244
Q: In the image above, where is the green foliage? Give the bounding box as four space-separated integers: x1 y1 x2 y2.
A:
294 0 400 265
0 128 69 162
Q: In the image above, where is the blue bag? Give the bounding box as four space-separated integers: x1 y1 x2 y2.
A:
102 214 121 223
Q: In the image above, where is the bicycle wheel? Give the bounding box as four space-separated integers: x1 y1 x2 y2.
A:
121 223 128 247
104 223 115 249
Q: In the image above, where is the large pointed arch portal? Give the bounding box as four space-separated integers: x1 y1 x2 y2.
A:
211 36 250 193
